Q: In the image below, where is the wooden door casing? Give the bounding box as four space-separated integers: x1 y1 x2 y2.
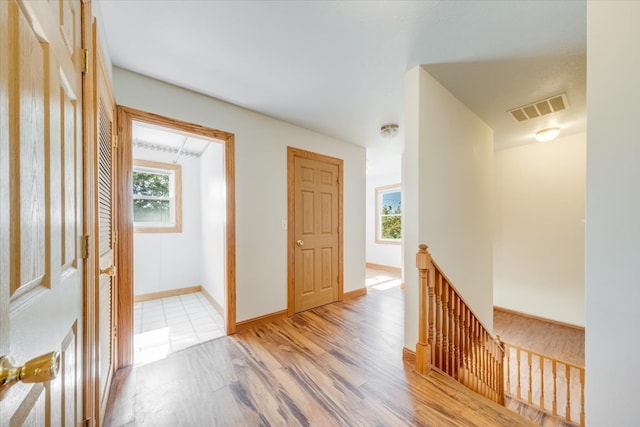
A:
0 0 84 425
287 147 343 314
116 106 237 367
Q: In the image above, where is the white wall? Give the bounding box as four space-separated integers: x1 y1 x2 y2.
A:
200 142 226 307
586 2 640 424
404 66 494 349
114 68 366 322
494 133 585 326
133 147 203 295
366 147 402 268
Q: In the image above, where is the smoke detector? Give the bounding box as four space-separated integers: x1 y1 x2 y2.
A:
380 123 399 138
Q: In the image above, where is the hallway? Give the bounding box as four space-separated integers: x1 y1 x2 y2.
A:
104 282 534 426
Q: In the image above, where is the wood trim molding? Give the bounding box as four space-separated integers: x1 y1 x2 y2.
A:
200 286 224 318
494 306 585 331
133 286 201 303
116 105 237 368
402 347 416 365
365 262 401 274
235 310 288 334
342 287 367 300
287 147 344 316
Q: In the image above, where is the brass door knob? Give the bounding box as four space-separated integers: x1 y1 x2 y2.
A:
296 240 304 247
100 265 116 276
0 351 61 400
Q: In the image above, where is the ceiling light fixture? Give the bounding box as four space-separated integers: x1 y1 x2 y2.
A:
535 127 560 142
380 123 399 138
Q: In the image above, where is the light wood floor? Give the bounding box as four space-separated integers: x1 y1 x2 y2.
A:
493 309 584 366
104 285 536 426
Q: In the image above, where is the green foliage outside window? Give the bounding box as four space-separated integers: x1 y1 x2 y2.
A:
133 171 171 223
381 202 401 240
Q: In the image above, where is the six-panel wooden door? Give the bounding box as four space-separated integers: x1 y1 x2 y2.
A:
288 148 343 313
0 0 84 425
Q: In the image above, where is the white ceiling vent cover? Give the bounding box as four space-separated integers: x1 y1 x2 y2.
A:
508 93 569 122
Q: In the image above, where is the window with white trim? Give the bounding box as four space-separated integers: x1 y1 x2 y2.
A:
132 159 182 233
376 185 401 244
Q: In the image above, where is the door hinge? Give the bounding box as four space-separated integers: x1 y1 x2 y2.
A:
113 326 117 338
81 235 90 259
84 418 94 427
81 49 89 74
112 230 118 247
112 134 118 149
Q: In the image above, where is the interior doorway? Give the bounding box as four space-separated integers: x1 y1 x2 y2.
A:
116 107 236 368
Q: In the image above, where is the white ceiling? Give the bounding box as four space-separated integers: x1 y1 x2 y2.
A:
98 0 586 151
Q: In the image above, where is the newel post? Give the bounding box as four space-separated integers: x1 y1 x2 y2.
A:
415 244 432 375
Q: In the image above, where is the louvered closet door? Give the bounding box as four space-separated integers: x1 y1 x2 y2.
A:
0 0 84 425
94 29 117 424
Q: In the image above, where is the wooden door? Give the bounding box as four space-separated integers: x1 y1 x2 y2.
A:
0 0 84 425
288 148 343 313
93 27 117 425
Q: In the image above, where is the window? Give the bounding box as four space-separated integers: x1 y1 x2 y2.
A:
376 185 401 244
133 159 182 233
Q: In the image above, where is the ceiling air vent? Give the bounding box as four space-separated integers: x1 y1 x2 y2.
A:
508 93 569 122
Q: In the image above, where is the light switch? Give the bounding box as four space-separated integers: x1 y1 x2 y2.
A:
282 219 287 230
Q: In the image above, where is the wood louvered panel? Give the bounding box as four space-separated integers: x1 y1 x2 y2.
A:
97 99 113 257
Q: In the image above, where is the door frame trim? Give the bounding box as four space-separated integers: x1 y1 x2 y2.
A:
286 147 344 316
115 106 237 367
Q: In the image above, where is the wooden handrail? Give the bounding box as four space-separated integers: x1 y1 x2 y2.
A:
415 244 505 405
503 342 585 427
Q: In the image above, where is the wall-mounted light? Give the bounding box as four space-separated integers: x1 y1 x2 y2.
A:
535 127 560 142
380 123 399 138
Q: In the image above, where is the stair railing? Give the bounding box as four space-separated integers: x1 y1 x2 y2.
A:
415 244 505 405
503 342 585 427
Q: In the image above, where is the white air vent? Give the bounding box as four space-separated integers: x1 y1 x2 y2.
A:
508 93 569 122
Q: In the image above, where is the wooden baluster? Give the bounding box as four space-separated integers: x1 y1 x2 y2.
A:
579 368 585 427
478 330 489 396
474 318 481 393
453 291 460 380
516 347 522 400
435 273 443 370
428 263 436 367
469 316 477 392
539 354 545 411
497 336 505 405
504 340 511 396
527 351 533 405
490 338 497 401
462 305 470 386
448 283 458 378
552 359 558 416
441 279 449 374
565 364 571 422
415 244 432 375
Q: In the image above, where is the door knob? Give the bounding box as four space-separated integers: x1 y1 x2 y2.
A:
100 265 116 276
296 240 304 246
0 351 61 400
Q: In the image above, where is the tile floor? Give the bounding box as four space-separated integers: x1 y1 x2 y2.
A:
133 292 225 365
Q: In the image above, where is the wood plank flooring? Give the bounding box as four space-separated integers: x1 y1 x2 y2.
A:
104 285 535 427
